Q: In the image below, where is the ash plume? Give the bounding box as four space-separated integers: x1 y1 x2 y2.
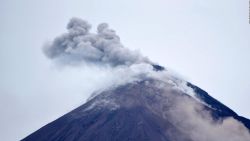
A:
43 17 150 67
41 17 250 141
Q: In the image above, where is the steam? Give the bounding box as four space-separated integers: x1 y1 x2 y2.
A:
44 17 150 67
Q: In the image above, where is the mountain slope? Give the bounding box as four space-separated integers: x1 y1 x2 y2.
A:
22 78 250 141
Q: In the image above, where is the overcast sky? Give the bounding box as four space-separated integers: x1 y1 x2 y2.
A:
0 0 249 140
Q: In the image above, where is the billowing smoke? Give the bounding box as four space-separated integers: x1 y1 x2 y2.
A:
44 17 150 67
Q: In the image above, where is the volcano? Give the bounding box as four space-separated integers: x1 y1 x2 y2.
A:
22 66 250 141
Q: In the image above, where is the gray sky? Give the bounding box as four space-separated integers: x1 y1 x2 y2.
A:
0 0 249 140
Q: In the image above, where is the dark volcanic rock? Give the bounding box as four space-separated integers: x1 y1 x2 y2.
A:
22 79 250 141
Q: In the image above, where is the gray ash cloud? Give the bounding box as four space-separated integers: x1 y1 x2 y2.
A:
43 17 150 67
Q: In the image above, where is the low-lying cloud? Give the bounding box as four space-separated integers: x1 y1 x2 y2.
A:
168 93 250 141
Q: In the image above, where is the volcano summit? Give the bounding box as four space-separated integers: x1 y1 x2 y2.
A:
22 18 250 141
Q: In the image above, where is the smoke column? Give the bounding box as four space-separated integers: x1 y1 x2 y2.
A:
44 17 150 67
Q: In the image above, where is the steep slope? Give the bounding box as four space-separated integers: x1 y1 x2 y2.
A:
22 78 250 141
